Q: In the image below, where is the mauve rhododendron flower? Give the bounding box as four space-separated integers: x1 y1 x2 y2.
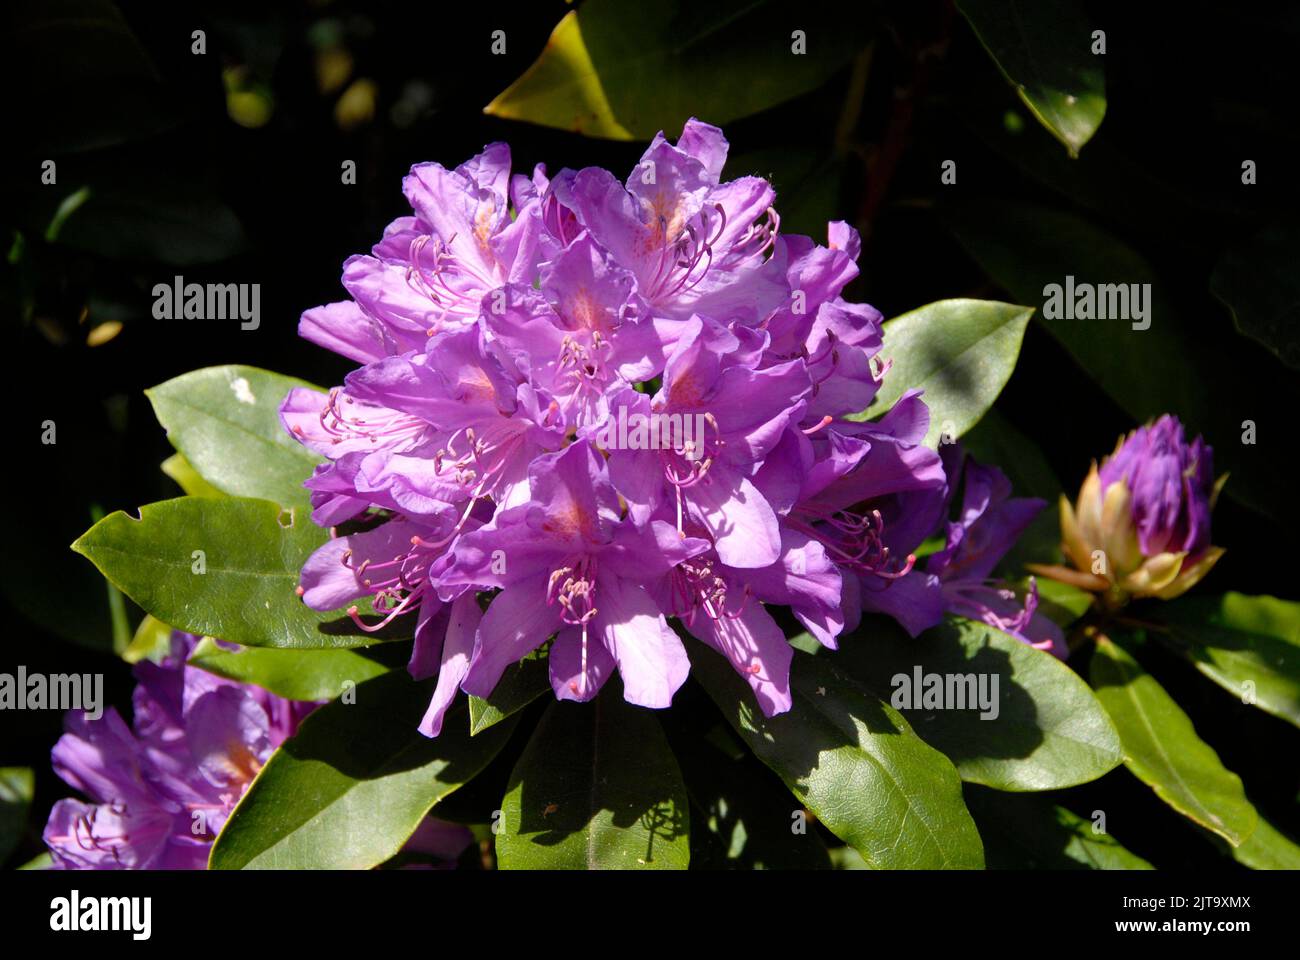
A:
43 633 318 870
282 118 1048 732
443 441 709 708
925 447 1065 657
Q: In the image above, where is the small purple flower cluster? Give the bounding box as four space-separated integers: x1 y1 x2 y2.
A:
43 633 317 869
284 119 1056 733
41 634 473 870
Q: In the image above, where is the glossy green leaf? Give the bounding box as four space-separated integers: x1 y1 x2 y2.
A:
468 649 550 736
828 845 870 869
861 299 1031 447
72 496 392 649
693 645 984 868
210 672 516 869
964 786 1153 869
956 63 1224 249
496 694 690 869
0 768 34 866
1229 815 1300 870
147 366 322 506
666 719 830 869
840 616 1122 791
949 202 1198 415
189 637 401 701
1032 577 1095 627
957 0 1106 157
485 0 873 140
1211 224 1300 370
1090 634 1257 846
947 198 1289 522
1152 593 1300 729
93 502 133 657
122 613 174 664
161 452 225 498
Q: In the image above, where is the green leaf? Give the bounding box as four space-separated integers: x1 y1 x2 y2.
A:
210 672 516 869
92 503 134 657
964 786 1153 869
0 768 34 866
1151 592 1300 729
948 201 1198 416
46 186 92 243
1089 634 1257 846
468 649 550 736
189 637 401 701
72 496 390 649
1229 815 1300 870
692 645 984 868
666 719 831 869
161 452 225 498
1033 577 1094 627
485 0 873 140
957 0 1106 157
496 694 690 869
946 198 1289 523
121 613 174 664
146 366 323 507
839 616 1122 791
860 299 1031 448
828 845 870 869
1211 224 1300 371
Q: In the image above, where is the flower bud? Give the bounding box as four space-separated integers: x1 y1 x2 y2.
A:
1038 415 1224 603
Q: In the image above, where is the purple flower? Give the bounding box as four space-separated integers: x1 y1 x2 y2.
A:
1097 415 1216 558
925 447 1065 657
1038 415 1224 602
561 120 788 325
397 817 474 870
300 144 541 361
283 118 994 727
782 390 949 637
603 316 811 568
43 633 317 870
442 441 709 708
652 520 843 715
483 234 666 432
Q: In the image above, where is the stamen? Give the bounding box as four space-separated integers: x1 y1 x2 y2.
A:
802 415 834 435
789 507 917 580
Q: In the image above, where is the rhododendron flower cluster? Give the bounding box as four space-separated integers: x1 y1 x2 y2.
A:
283 119 1048 734
43 633 318 869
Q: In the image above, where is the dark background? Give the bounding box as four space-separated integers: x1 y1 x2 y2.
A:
2 0 1298 869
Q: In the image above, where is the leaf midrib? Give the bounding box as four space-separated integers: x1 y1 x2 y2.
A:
1106 644 1228 833
790 682 961 868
